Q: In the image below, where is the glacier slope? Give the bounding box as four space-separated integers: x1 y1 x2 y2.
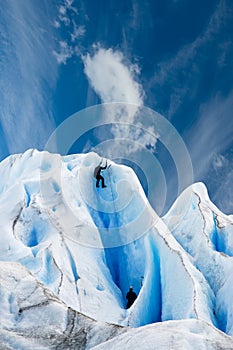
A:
164 182 233 334
0 150 216 326
0 261 125 350
91 319 233 350
0 149 232 348
1 261 232 350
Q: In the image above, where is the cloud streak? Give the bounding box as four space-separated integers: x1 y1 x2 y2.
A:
184 90 233 213
150 0 231 118
211 166 233 214
186 90 233 179
154 0 229 85
0 0 58 157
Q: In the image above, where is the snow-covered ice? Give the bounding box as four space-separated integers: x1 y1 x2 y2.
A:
91 319 233 350
0 261 125 349
0 149 232 349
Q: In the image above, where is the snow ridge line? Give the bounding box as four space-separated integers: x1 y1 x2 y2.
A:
157 225 199 319
50 249 64 295
62 308 77 341
194 192 212 245
215 213 233 229
53 308 89 350
12 206 23 239
18 284 38 305
45 210 82 310
19 300 50 314
195 191 231 260
195 191 233 242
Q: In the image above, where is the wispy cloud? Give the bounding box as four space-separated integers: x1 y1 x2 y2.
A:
212 153 229 171
151 0 231 118
70 22 85 42
52 41 73 64
145 0 233 213
167 86 189 119
186 90 233 180
52 0 85 65
211 166 233 214
163 89 233 214
218 40 233 67
154 0 229 84
57 0 78 26
0 0 58 157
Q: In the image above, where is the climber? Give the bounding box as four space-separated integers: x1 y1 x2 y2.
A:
126 286 137 309
94 160 107 188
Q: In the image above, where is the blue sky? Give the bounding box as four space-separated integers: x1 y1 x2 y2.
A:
0 0 232 214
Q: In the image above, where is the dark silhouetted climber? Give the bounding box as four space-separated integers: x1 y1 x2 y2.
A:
126 286 137 309
94 160 107 188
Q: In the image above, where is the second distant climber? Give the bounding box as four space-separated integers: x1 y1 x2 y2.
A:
126 286 137 309
94 160 107 188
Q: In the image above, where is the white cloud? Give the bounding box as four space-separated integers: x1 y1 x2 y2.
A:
53 20 61 28
70 23 85 42
59 5 67 16
64 0 78 14
82 46 144 138
83 47 144 105
53 41 73 64
53 0 83 65
57 0 78 27
82 46 160 158
212 153 228 170
58 15 70 26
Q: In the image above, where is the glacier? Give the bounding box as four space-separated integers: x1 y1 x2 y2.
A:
0 149 233 349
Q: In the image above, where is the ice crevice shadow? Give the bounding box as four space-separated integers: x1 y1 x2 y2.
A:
87 189 162 326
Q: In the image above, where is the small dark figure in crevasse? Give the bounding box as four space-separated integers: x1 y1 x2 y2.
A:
94 160 107 188
126 286 137 309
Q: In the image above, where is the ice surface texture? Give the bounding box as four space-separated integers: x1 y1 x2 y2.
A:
0 149 232 349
